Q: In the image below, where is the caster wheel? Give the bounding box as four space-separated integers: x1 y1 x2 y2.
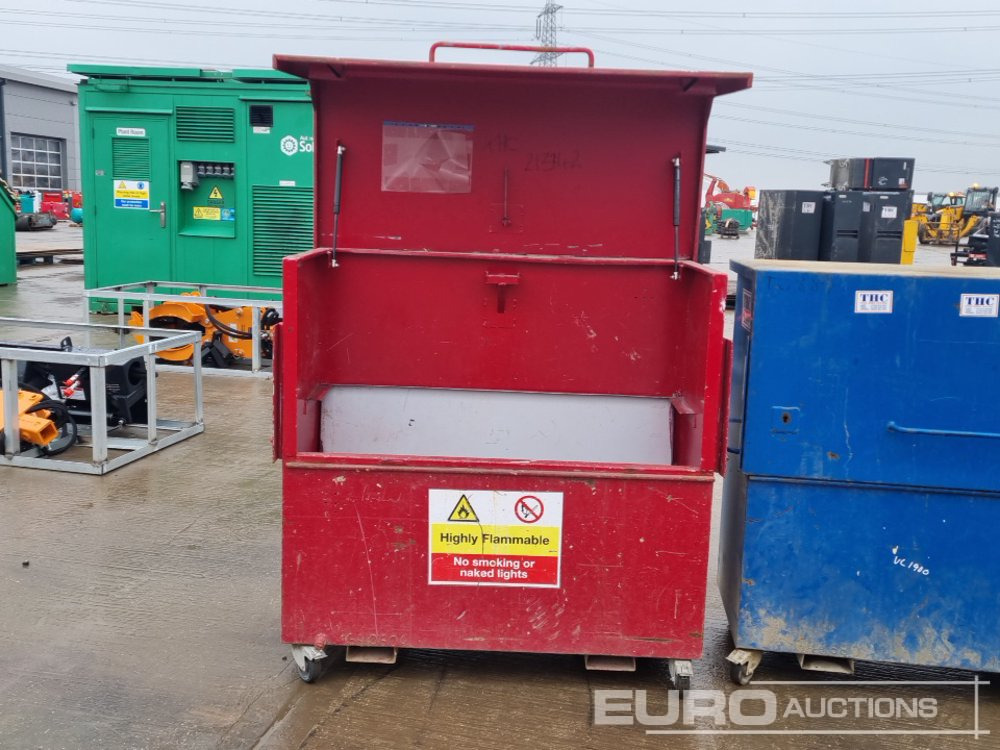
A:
729 659 752 686
297 657 324 683
667 659 693 693
292 645 329 684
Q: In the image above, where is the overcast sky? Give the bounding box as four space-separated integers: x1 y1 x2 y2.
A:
5 0 999 193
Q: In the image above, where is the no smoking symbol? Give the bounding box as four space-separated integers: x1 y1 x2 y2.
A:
514 496 544 524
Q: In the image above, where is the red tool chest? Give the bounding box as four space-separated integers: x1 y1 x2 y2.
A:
274 47 751 686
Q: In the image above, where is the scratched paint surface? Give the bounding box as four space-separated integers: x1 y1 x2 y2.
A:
735 478 1000 671
282 468 713 659
736 263 1000 493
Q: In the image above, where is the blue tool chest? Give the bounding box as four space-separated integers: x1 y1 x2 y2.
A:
721 260 1000 674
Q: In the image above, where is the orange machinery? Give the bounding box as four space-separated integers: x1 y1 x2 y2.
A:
0 390 60 451
129 292 279 367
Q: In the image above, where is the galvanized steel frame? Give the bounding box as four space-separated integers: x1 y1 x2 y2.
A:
84 280 283 378
0 317 204 475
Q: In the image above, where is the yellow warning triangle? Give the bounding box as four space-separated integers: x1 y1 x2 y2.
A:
118 181 127 188
209 186 223 200
447 494 479 523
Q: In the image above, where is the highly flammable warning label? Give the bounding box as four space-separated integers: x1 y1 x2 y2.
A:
428 490 563 588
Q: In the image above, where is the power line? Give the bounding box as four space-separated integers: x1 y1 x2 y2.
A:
759 69 1000 81
0 47 260 70
717 102 1000 142
0 17 517 42
604 4 970 72
571 34 1000 110
54 0 1000 79
718 147 1000 179
712 115 1000 150
58 0 989 96
567 29 1000 98
613 9 1000 18
309 0 1000 19
710 139 1000 176
19 0 1000 164
51 1 1000 36
41 5 531 32
73 0 1000 24
563 25 1000 36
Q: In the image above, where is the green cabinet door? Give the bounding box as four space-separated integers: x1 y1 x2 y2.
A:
89 116 172 287
0 188 16 285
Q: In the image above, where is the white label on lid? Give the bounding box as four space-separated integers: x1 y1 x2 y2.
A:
960 294 999 318
882 206 898 219
801 201 816 214
855 290 894 314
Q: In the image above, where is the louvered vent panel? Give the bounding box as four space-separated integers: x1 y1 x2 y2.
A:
175 106 235 142
252 186 314 277
111 138 150 179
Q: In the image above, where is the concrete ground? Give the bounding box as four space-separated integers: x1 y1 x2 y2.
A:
15 221 84 264
0 229 995 749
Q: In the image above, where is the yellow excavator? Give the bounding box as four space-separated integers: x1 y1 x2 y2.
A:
913 186 998 245
911 191 962 218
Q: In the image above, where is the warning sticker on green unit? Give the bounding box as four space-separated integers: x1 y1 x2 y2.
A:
193 206 221 221
113 180 150 209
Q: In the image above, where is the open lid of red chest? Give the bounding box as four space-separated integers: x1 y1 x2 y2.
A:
274 51 751 259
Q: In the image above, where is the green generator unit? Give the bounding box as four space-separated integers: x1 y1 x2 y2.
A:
71 65 314 308
0 186 16 285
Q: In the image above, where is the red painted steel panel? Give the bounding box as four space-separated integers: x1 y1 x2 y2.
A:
276 55 751 261
283 467 713 658
292 249 698 395
276 52 748 663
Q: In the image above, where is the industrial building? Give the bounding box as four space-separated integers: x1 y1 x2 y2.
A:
0 65 79 192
